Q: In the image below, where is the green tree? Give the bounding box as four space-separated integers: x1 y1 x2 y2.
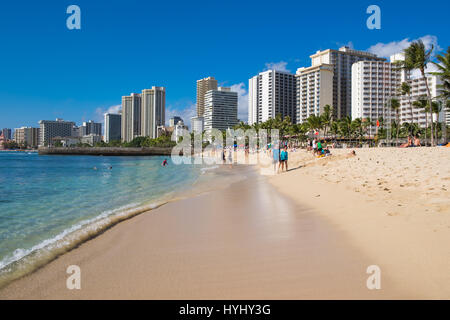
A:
399 82 413 125
402 40 435 145
388 98 401 146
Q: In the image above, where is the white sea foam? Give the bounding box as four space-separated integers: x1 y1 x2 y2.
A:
0 201 165 288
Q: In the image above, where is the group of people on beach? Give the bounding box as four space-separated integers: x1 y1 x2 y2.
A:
400 136 421 148
307 139 332 158
271 143 289 173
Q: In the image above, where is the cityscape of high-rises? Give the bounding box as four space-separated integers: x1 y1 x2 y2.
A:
1 44 449 151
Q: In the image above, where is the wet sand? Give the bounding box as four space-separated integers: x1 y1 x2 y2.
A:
0 168 408 299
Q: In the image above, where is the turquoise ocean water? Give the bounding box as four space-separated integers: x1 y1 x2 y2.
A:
0 152 205 285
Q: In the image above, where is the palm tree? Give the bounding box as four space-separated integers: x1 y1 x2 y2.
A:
306 114 322 138
399 82 413 124
430 101 442 142
413 98 428 143
402 40 435 145
388 98 401 146
338 116 352 139
431 46 450 100
321 105 333 139
351 118 364 145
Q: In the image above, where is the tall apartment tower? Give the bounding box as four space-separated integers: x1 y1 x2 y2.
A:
248 70 296 125
104 113 122 142
141 86 165 139
309 46 385 119
351 60 401 133
121 93 141 142
296 64 334 123
204 87 238 133
197 77 218 117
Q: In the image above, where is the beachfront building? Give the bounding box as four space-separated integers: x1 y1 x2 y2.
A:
296 64 334 123
204 87 239 134
169 116 183 127
172 120 189 142
39 119 75 147
121 93 141 142
1 128 12 140
191 116 204 133
14 127 40 148
309 46 385 119
351 60 401 134
398 75 446 128
104 113 122 143
197 77 218 117
81 120 102 137
248 70 296 125
141 86 165 139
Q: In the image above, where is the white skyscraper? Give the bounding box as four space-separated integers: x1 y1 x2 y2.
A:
141 86 165 139
204 87 238 133
351 60 401 132
309 46 385 119
121 93 141 142
248 70 296 125
296 64 334 123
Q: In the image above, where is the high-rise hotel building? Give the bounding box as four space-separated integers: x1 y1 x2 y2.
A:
121 93 141 142
351 60 401 131
197 77 218 117
104 113 122 142
204 87 238 133
141 86 165 139
248 70 296 125
295 64 334 123
121 87 165 142
308 46 385 119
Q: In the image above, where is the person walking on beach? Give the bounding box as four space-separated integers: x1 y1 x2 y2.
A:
279 146 288 172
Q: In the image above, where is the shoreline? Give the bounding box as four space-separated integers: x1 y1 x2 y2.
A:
0 162 248 292
0 165 408 299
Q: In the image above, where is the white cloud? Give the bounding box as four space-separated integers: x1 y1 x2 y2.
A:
94 104 121 123
230 82 248 122
165 102 196 128
264 61 290 72
367 35 441 58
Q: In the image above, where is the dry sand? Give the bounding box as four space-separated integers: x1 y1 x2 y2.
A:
266 146 450 299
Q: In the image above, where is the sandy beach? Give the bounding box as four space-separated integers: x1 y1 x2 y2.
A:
267 146 450 299
0 147 449 299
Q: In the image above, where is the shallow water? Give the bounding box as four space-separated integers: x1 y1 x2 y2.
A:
0 152 204 279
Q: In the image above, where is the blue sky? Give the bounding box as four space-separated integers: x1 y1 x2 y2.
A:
0 0 448 129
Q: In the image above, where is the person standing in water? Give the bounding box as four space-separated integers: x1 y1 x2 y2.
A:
162 159 168 167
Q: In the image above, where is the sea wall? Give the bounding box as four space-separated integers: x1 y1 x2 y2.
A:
38 147 177 156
